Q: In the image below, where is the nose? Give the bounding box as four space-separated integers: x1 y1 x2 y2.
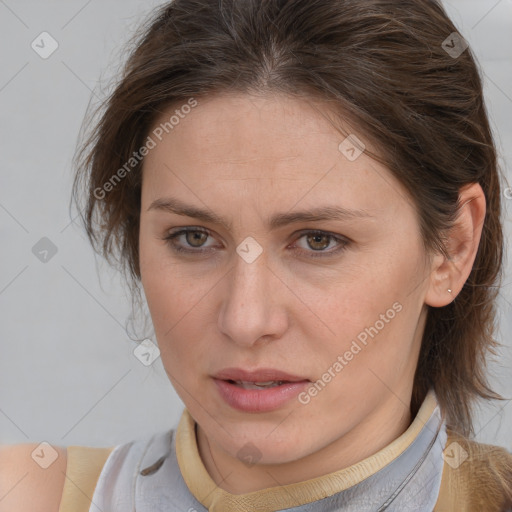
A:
217 249 288 348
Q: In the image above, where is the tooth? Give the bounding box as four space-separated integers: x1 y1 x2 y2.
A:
234 380 285 389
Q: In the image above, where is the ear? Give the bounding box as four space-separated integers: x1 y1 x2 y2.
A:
424 183 486 308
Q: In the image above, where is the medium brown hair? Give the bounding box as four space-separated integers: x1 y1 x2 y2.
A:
72 0 506 436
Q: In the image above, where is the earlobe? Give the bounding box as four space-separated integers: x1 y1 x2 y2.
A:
424 183 486 308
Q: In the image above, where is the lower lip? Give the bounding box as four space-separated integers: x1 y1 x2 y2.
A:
213 378 310 413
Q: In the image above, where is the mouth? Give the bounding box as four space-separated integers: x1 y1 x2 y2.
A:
211 367 311 412
213 367 310 384
225 379 293 389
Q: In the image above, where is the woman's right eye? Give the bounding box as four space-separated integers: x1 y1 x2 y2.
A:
162 227 216 254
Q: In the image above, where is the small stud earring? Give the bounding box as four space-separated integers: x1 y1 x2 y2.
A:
448 289 452 294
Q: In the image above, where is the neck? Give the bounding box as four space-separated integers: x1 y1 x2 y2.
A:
196 394 412 495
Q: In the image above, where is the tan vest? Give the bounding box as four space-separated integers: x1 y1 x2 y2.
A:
59 429 512 512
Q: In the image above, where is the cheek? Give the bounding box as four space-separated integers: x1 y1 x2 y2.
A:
142 271 201 380
140 225 183 315
139 241 209 370
139 231 179 339
317 247 423 366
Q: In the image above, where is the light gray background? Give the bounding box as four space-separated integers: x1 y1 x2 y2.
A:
1 0 511 452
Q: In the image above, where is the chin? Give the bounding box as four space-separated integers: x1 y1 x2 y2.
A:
219 425 315 465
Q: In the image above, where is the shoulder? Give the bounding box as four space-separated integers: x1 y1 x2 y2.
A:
0 443 67 512
447 430 512 483
436 429 512 511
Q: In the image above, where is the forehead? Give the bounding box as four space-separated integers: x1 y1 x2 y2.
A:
140 92 412 219
149 92 344 166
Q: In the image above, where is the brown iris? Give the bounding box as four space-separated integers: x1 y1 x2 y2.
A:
306 233 330 251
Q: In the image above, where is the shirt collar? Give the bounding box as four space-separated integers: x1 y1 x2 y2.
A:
175 389 443 511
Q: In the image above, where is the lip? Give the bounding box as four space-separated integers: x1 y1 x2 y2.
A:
213 367 309 383
212 367 310 413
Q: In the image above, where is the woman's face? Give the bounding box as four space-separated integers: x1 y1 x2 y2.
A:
139 92 433 466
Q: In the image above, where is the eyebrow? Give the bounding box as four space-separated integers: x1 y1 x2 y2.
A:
147 196 373 230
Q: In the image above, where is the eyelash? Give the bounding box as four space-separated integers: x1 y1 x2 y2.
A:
161 227 349 258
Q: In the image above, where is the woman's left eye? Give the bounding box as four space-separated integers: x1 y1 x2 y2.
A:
161 228 349 257
291 230 349 257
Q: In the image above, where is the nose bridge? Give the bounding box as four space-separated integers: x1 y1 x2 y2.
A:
218 244 284 346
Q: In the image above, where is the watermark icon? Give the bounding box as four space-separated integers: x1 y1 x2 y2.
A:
236 236 263 263
94 97 198 200
441 32 469 59
133 338 160 366
31 442 59 469
504 187 512 200
236 441 262 467
32 237 58 263
442 441 469 469
338 134 366 161
31 32 59 59
298 301 403 405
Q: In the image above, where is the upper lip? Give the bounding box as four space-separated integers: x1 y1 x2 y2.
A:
213 367 310 383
